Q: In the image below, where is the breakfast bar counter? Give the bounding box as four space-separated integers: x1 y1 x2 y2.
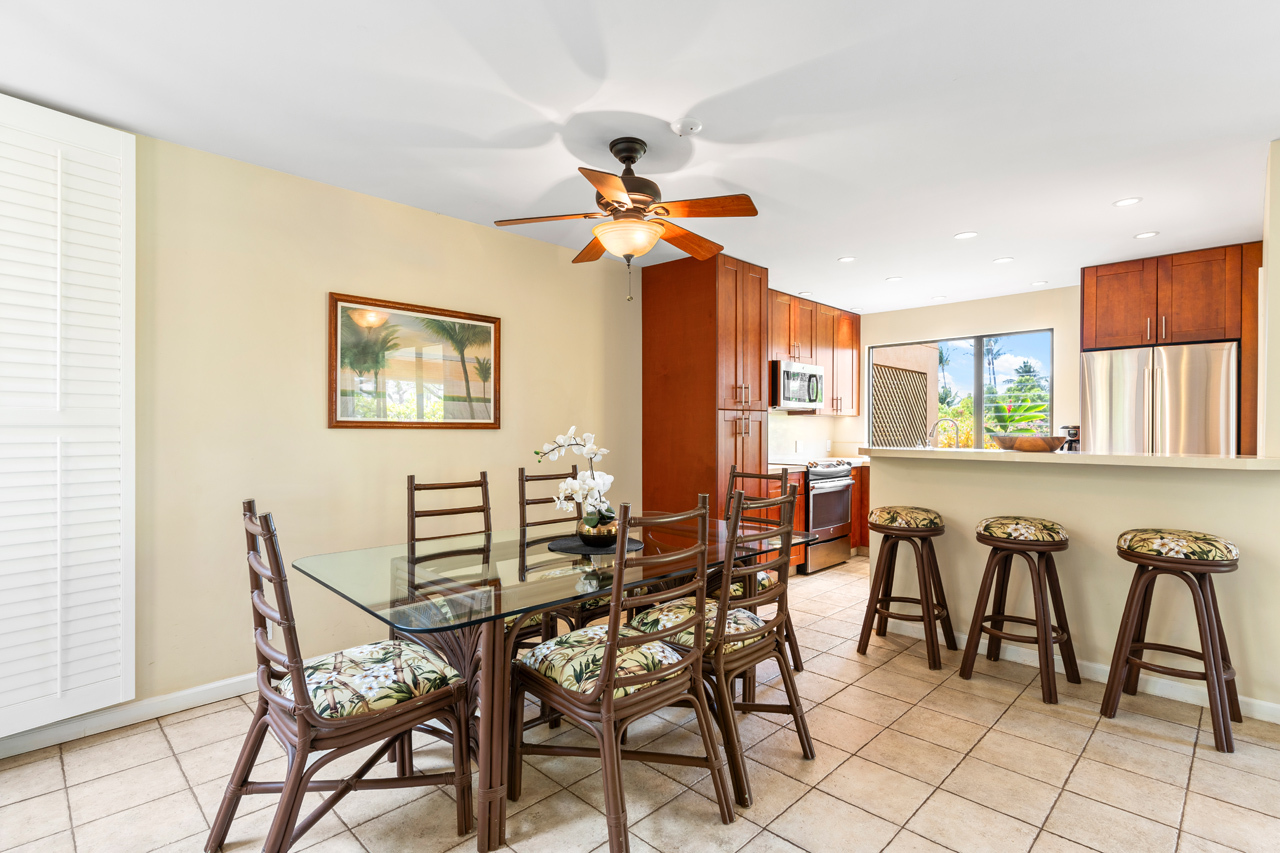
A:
860 446 1280 719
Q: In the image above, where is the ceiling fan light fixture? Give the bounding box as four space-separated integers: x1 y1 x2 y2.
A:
592 218 665 260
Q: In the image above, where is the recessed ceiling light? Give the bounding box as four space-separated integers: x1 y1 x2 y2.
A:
1031 281 1048 287
850 307 865 312
885 276 903 282
1113 197 1143 207
1134 231 1159 239
954 231 978 240
993 257 1014 264
931 296 947 302
798 291 812 296
837 256 856 263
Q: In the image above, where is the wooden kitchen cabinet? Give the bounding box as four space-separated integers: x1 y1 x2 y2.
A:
815 305 837 413
716 410 766 517
717 256 770 411
835 310 860 415
1156 245 1242 344
1081 258 1157 350
769 290 816 363
642 254 771 518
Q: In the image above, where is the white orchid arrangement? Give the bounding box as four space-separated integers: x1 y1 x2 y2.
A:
535 426 614 526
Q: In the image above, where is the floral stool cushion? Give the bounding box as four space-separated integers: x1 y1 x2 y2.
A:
276 640 461 719
520 624 683 698
1118 528 1239 562
631 598 768 653
977 516 1068 543
868 506 943 529
729 570 778 597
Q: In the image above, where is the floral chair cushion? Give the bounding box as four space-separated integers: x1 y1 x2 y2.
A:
976 516 1068 542
631 597 768 653
1118 528 1239 562
729 570 778 597
868 506 943 529
519 624 683 698
276 640 461 720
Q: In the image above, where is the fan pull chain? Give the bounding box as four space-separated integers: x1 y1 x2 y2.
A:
626 259 634 302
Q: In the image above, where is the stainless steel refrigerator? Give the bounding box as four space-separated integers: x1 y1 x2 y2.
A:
1080 342 1238 455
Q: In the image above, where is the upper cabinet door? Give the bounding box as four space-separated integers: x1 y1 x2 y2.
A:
717 257 743 408
740 263 769 410
814 305 837 413
793 298 816 363
836 310 860 415
1082 258 1157 349
769 290 793 362
1157 246 1242 344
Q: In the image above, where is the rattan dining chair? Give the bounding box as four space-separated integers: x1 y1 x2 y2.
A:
205 501 472 853
634 487 814 807
408 472 546 650
722 464 805 674
508 495 734 853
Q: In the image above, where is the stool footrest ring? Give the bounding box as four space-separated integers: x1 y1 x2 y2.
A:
1127 641 1237 683
875 596 949 625
979 614 1068 646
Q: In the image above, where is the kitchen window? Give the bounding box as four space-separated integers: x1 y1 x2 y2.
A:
869 330 1053 448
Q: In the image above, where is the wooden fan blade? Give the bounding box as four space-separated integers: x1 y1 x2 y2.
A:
494 212 604 227
572 236 606 264
650 194 758 218
658 221 723 261
578 167 632 208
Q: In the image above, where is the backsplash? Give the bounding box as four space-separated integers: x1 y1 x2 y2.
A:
767 411 865 459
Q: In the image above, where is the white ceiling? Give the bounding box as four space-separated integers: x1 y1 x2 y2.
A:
3 1 1278 312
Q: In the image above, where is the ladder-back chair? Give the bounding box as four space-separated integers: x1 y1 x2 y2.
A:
509 495 734 853
205 500 472 853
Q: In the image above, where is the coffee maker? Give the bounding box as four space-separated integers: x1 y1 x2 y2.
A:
1060 425 1081 452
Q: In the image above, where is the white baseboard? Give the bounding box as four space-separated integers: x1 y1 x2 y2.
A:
0 671 256 761
885 621 1280 725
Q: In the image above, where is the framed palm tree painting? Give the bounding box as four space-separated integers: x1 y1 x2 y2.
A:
328 293 500 428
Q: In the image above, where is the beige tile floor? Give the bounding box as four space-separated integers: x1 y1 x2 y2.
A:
4 557 1280 853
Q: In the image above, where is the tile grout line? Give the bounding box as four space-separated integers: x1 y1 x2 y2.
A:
1025 680 1105 853
1174 706 1202 853
60 744 79 853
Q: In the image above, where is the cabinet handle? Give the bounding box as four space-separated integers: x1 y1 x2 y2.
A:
1147 318 1151 341
744 383 750 401
1162 316 1166 339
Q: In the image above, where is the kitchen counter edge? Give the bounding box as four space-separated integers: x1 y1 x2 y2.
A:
860 447 1280 471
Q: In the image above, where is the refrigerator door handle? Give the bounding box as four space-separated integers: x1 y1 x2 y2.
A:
1146 317 1151 341
1152 367 1163 455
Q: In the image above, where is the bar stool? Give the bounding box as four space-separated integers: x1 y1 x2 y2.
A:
960 516 1080 703
858 506 957 670
1103 528 1242 753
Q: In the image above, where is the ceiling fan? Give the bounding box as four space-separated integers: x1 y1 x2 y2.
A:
494 136 758 265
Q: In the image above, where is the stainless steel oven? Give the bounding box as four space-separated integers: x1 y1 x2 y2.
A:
800 461 854 573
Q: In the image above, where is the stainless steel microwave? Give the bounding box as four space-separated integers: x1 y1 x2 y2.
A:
770 361 824 409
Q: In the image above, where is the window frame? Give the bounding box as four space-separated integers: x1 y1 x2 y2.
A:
867 328 1055 448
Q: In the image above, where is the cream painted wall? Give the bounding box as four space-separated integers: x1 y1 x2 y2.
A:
134 138 638 699
1262 138 1280 456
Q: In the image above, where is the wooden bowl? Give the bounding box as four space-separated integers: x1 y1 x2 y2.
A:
991 435 1068 453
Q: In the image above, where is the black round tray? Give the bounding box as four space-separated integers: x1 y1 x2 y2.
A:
546 536 644 556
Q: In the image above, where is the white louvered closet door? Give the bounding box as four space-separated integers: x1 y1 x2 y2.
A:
0 94 134 738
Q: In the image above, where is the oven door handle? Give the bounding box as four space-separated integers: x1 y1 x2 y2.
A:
809 478 854 493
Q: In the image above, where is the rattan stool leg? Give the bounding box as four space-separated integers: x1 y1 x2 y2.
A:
1196 574 1235 752
1026 552 1058 704
960 548 1003 680
986 552 1013 662
924 538 958 651
908 537 941 670
1205 576 1243 724
1044 553 1081 684
1123 576 1156 696
858 535 896 655
875 539 900 637
1102 567 1153 718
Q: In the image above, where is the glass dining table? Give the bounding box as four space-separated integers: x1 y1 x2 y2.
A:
293 515 815 852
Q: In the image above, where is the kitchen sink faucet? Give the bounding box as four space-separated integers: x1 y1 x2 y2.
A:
923 418 959 449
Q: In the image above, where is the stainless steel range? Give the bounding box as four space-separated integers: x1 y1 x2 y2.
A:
801 460 855 574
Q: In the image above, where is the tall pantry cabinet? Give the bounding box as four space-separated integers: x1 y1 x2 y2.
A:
642 254 770 518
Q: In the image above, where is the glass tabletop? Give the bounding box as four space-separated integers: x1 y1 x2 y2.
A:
292 516 817 634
